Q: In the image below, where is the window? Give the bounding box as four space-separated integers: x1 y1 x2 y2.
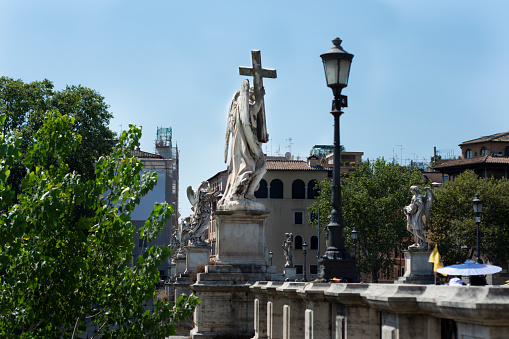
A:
295 264 303 275
307 180 319 199
465 149 472 159
505 146 509 157
309 265 318 275
270 179 283 199
294 211 304 224
139 238 144 248
292 179 305 199
254 179 268 198
310 235 318 250
480 147 488 156
294 235 303 250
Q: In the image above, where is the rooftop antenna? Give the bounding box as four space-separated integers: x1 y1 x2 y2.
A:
286 137 294 154
396 145 404 165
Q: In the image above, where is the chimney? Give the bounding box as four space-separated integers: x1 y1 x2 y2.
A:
308 155 319 167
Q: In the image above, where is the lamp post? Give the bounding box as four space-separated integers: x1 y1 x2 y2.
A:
318 37 358 282
472 194 483 264
302 242 308 282
269 250 273 266
317 209 321 264
351 227 358 259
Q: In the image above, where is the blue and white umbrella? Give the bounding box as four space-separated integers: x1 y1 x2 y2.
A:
437 259 502 276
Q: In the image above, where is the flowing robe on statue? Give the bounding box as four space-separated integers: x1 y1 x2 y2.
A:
404 190 426 248
218 79 267 211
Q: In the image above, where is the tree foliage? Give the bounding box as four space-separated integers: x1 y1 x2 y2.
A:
309 158 424 281
0 76 115 196
0 111 199 338
429 170 509 266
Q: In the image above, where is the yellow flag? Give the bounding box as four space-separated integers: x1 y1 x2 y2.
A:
428 244 444 273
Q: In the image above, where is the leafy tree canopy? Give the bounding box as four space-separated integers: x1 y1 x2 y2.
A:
429 170 509 266
309 158 424 281
0 111 198 338
0 76 115 195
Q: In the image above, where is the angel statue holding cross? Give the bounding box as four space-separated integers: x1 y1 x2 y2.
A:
217 50 276 211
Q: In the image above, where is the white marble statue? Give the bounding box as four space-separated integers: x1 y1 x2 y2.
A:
187 181 219 245
217 50 276 211
168 227 180 256
403 186 433 249
282 233 293 268
174 216 192 258
217 80 268 211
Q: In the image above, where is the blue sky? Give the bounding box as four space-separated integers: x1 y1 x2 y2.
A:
2 0 509 215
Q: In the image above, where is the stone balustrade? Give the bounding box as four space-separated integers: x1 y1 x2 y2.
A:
250 281 509 339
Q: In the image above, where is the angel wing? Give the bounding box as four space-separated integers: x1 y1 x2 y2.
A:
423 187 433 225
187 185 197 210
224 90 240 163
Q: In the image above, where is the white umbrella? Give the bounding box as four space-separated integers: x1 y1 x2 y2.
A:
437 259 502 276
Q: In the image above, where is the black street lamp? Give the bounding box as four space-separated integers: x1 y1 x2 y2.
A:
472 194 483 264
269 250 273 266
351 227 358 259
318 37 358 282
302 242 308 282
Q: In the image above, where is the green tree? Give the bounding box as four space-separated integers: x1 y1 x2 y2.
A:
309 158 424 281
429 170 509 266
0 111 198 338
0 76 115 196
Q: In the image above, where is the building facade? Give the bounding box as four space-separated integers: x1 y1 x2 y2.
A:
433 131 509 180
131 127 178 279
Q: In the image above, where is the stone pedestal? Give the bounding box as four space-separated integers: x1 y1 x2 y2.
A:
170 260 176 278
395 248 434 284
191 210 270 338
176 257 187 277
284 267 296 281
185 243 211 274
214 210 269 266
319 257 358 282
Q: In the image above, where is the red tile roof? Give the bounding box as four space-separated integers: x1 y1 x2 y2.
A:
459 132 509 146
432 155 509 169
266 159 328 171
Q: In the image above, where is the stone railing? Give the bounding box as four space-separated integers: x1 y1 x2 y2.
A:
250 281 509 339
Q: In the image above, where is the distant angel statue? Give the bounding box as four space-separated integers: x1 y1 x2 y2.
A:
217 79 268 211
282 233 293 268
403 186 433 249
187 181 219 245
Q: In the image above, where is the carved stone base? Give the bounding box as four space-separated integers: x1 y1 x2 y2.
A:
318 257 358 282
191 281 254 339
185 243 211 274
395 248 434 285
175 258 187 277
190 210 270 338
218 198 266 212
213 210 269 266
284 267 296 281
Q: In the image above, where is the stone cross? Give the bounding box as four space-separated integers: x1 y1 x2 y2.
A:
239 50 277 143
